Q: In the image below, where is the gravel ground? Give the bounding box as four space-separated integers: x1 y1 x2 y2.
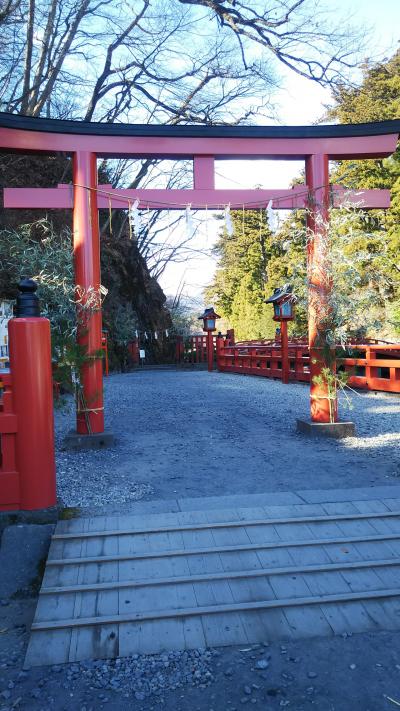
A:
1 592 400 711
55 370 400 509
1 370 400 711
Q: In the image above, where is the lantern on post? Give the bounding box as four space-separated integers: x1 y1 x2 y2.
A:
199 307 221 372
265 284 295 385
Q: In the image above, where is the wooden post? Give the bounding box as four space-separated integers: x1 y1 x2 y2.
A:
216 334 224 370
281 320 289 384
305 153 336 423
207 330 214 372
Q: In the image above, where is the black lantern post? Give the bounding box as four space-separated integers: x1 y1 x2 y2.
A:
199 307 221 372
265 284 295 384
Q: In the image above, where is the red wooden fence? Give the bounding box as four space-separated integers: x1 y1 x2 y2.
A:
217 339 400 394
176 334 220 365
340 344 400 393
0 372 19 509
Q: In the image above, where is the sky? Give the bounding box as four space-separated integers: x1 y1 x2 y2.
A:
158 0 399 304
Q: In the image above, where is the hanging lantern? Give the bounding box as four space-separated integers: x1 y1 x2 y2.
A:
265 284 296 321
198 307 221 332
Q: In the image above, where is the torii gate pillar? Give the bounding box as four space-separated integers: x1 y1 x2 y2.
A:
306 153 334 423
1 114 398 436
72 151 104 435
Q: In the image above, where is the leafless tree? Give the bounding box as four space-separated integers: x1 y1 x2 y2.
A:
0 0 20 23
0 0 369 276
178 0 368 85
1 0 369 121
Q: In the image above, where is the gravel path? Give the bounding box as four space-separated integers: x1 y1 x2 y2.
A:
1 372 400 711
55 370 400 509
1 593 400 711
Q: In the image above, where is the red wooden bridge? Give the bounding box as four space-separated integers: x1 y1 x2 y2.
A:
216 337 400 394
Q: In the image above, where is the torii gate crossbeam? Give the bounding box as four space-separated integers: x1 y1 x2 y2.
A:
1 113 399 435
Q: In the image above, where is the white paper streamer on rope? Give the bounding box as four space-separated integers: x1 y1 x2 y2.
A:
135 329 138 338
129 199 141 239
165 329 169 337
154 331 158 340
144 331 148 340
185 203 195 239
224 203 234 237
266 199 277 232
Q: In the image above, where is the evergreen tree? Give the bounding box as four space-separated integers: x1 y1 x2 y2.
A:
326 50 400 335
208 50 400 341
206 210 276 340
206 203 310 340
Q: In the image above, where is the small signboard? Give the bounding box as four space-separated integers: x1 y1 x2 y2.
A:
139 349 145 359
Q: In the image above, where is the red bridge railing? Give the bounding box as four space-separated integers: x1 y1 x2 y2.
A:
340 344 400 393
175 334 219 365
217 339 400 394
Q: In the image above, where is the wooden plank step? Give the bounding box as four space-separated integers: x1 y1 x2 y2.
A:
27 501 400 666
40 558 400 595
46 531 400 566
31 587 400 632
52 510 400 540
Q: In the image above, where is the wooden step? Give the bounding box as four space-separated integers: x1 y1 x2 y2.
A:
25 500 400 666
52 509 400 539
40 558 400 595
47 531 400 566
31 587 400 632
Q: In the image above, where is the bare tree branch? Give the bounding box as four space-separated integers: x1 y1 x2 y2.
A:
0 0 370 281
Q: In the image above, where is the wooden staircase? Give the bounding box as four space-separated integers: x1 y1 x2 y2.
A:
25 499 400 666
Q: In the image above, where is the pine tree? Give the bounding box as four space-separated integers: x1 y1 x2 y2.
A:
206 210 276 340
207 50 400 341
325 50 400 335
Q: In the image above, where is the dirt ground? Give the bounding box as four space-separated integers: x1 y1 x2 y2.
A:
55 371 400 510
1 592 400 711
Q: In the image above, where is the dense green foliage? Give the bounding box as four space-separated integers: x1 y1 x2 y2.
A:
0 220 85 391
207 50 400 341
205 212 277 340
0 220 76 337
0 220 137 386
327 50 400 336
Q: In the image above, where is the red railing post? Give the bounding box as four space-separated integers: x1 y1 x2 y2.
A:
281 320 289 384
7 280 56 510
393 361 400 391
206 331 214 372
216 334 224 370
175 335 184 364
0 373 19 510
365 346 371 388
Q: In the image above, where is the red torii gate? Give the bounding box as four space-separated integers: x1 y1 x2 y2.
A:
1 113 399 437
